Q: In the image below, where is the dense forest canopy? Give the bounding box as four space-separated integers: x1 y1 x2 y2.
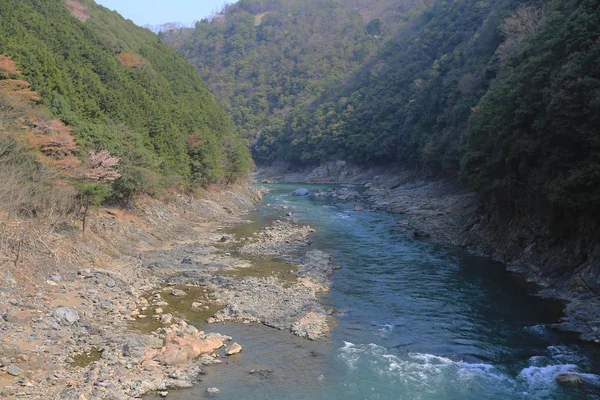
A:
0 0 250 199
165 0 600 222
161 0 421 144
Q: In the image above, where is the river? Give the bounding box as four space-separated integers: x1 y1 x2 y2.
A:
156 183 600 399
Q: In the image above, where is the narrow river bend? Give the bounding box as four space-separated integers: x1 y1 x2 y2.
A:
159 184 600 400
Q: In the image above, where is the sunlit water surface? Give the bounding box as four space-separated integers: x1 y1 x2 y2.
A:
150 184 600 400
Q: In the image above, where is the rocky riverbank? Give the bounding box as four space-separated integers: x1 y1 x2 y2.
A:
257 161 600 344
0 183 338 399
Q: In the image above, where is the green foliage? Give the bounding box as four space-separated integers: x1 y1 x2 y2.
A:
257 0 527 168
366 18 383 35
162 0 411 151
74 181 111 234
462 0 600 215
0 0 250 194
111 162 162 201
164 0 600 225
74 182 111 209
223 137 253 183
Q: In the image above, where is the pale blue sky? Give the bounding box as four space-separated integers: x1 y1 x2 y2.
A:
96 0 233 26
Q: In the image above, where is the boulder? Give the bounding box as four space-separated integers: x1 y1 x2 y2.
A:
413 229 431 239
556 373 584 386
144 333 227 366
53 307 80 326
6 364 23 376
171 289 187 297
206 387 220 396
122 337 150 359
293 188 309 196
226 342 242 356
160 314 173 325
291 312 328 340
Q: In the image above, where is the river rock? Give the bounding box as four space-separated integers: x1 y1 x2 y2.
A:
160 314 173 325
106 278 116 287
122 338 148 359
293 188 309 196
143 332 228 366
556 373 584 386
53 307 80 326
291 312 328 340
190 302 202 311
171 289 187 297
206 387 220 396
226 342 242 355
413 229 431 239
6 364 23 376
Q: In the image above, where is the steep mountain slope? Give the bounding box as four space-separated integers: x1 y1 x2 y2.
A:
161 0 421 143
256 0 529 168
177 0 599 222
462 0 600 217
0 0 250 199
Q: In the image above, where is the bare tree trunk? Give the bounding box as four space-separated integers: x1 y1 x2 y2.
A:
82 203 89 236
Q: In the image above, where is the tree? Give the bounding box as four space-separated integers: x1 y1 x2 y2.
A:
74 151 121 235
74 182 111 235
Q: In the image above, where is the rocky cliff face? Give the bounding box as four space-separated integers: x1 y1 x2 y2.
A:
256 161 600 343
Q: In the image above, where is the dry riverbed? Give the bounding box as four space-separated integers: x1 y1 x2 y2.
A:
0 183 338 399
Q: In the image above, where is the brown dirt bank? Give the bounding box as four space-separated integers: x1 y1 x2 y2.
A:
256 161 600 344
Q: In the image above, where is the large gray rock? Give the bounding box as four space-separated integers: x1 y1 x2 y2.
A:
53 307 80 326
555 373 584 386
122 338 146 359
292 188 309 196
6 364 23 376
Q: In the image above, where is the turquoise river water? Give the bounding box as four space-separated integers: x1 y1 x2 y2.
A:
155 184 600 400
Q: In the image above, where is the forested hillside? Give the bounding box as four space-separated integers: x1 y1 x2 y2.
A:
167 0 600 224
0 0 250 205
161 0 420 141
251 0 529 168
462 0 600 218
